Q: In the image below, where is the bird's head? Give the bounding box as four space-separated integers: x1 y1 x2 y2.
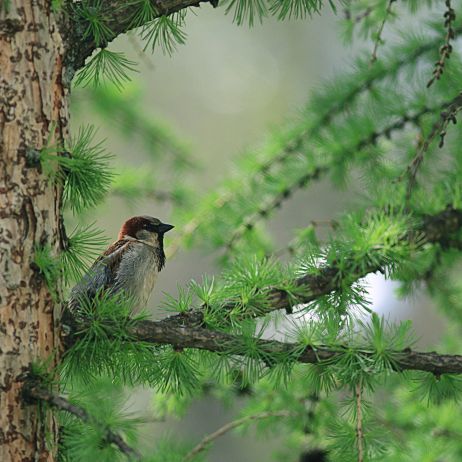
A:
118 216 174 249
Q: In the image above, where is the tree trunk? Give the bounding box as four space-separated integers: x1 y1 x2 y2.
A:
0 1 68 460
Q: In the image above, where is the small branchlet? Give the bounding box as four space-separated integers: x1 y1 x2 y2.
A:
344 6 373 24
355 382 364 462
183 410 296 461
23 385 142 461
427 0 456 88
225 167 327 252
404 92 462 201
370 0 397 64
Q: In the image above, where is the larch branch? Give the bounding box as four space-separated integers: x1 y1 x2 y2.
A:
24 386 142 461
66 0 217 70
162 205 462 327
183 410 294 462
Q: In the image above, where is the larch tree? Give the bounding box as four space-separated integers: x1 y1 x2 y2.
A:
2 1 462 461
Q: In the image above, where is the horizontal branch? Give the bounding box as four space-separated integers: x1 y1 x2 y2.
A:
24 386 141 461
62 206 462 381
160 206 462 328
131 319 462 375
66 0 216 70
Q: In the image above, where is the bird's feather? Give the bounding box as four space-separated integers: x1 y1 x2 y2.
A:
68 239 136 309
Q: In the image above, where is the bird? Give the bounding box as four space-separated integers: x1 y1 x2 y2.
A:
68 216 174 315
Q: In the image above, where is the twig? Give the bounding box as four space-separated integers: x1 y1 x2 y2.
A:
404 92 462 202
225 167 327 252
127 32 155 70
25 386 142 461
427 0 456 87
355 382 364 462
370 0 397 64
183 410 294 461
344 5 373 24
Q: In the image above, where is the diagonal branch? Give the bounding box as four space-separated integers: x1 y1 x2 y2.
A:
24 386 142 461
404 92 462 201
183 410 295 462
161 206 462 328
370 0 397 63
66 0 217 70
427 0 456 87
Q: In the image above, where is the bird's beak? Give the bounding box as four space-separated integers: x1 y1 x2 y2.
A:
158 223 174 234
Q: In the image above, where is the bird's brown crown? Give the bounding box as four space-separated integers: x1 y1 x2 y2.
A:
118 216 173 240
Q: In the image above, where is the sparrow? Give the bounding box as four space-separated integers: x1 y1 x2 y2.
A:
68 216 174 315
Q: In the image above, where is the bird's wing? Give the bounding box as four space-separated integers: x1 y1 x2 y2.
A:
68 239 135 309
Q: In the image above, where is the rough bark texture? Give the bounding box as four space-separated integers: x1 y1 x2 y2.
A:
0 1 68 461
0 1 210 459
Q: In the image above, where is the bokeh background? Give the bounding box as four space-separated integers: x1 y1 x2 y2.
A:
71 4 446 460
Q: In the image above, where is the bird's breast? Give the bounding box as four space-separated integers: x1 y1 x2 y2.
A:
116 243 161 311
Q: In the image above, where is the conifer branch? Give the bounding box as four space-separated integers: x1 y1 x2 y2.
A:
427 0 456 88
254 32 450 178
183 410 295 461
355 382 364 462
370 0 396 64
404 92 462 201
24 386 142 461
226 167 328 251
124 319 462 375
344 6 373 24
161 205 462 327
67 0 217 70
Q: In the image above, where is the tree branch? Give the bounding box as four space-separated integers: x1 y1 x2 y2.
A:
128 320 462 375
404 92 462 201
65 0 217 71
62 206 462 378
427 0 456 88
24 386 142 461
183 410 294 462
224 101 438 251
355 382 364 462
160 206 462 328
370 0 396 64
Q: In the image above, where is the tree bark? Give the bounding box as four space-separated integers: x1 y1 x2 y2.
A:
0 1 213 459
0 1 68 461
